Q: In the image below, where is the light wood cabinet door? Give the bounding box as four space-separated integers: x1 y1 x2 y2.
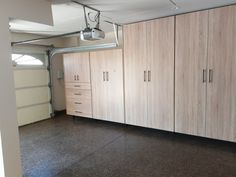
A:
175 11 209 136
63 53 76 83
106 49 124 123
90 51 108 120
146 17 175 131
90 49 124 123
63 52 90 83
206 5 236 142
124 22 148 127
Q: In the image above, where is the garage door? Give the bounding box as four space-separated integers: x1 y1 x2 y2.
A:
12 53 52 126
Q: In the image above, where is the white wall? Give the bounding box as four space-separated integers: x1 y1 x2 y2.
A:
52 54 66 111
0 1 53 177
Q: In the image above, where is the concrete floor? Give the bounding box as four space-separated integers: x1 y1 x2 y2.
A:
19 114 236 177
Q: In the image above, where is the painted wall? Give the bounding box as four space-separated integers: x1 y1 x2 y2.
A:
52 54 66 111
0 1 53 177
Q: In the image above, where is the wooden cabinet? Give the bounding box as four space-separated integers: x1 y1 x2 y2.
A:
206 6 236 142
175 5 236 142
63 53 92 118
63 52 90 83
146 18 175 131
124 17 175 131
123 22 148 127
90 49 124 123
61 5 236 143
175 11 209 136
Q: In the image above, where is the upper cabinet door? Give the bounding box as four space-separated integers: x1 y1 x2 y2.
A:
146 17 175 131
63 53 77 83
175 11 209 136
207 5 236 142
124 22 148 127
63 52 90 83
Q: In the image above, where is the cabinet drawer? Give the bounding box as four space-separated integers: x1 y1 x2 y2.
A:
66 98 92 114
65 83 91 90
66 89 91 99
67 110 92 118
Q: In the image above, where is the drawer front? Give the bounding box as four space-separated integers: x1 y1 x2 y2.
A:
66 89 91 99
67 110 92 118
66 98 92 114
65 83 91 90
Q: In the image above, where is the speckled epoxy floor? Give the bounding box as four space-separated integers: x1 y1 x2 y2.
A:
19 114 236 177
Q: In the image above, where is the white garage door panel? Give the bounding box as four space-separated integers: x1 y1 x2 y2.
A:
17 104 51 126
16 87 50 108
14 69 49 88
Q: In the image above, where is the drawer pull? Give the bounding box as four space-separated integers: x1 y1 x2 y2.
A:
74 93 82 96
74 85 81 88
75 111 83 113
74 102 82 105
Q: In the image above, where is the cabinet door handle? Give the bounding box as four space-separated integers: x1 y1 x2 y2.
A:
203 69 207 83
209 69 213 83
106 72 109 81
77 75 79 81
74 75 76 81
148 71 151 82
103 72 106 81
144 71 147 82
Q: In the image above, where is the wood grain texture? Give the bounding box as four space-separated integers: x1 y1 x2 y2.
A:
65 89 91 100
123 22 148 127
63 52 90 83
175 11 209 136
65 83 91 90
146 17 175 131
206 5 236 142
90 49 125 123
90 50 108 120
106 49 125 123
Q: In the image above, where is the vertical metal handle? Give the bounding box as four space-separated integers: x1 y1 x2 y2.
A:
77 75 79 81
106 72 109 81
209 69 213 83
203 69 207 83
74 75 76 81
148 71 151 82
144 71 147 82
103 72 106 81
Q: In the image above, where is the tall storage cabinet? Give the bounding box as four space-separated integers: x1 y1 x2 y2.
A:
90 49 125 123
206 6 236 142
123 22 148 127
124 17 175 131
175 5 236 142
175 11 209 136
63 52 93 118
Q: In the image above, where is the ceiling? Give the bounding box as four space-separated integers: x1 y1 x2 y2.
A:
10 0 236 35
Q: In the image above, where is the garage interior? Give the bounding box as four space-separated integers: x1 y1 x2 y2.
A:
1 0 236 177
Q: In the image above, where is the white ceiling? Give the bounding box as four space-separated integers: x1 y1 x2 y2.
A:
10 0 236 35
